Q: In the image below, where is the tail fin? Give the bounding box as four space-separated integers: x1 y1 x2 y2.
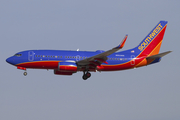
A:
135 21 168 57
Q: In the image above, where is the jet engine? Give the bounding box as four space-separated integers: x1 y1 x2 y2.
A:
54 62 77 75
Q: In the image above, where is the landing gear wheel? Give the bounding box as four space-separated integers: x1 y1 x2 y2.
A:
82 71 91 80
23 72 27 76
82 75 88 80
86 72 91 78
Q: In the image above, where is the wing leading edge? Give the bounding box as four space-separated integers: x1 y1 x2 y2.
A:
77 35 128 68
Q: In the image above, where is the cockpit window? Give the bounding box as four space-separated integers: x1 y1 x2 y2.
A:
14 54 22 57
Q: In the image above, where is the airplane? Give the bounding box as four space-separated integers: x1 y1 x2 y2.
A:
6 21 171 80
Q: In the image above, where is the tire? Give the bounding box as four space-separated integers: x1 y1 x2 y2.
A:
23 72 27 76
82 75 87 80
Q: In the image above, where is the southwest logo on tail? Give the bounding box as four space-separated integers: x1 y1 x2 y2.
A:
6 21 171 80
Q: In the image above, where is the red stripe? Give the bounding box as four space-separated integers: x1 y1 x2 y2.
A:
17 61 60 69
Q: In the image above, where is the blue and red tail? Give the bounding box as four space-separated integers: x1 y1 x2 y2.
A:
128 21 170 67
134 21 168 57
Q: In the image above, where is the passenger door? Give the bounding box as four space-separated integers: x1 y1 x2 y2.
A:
28 51 34 61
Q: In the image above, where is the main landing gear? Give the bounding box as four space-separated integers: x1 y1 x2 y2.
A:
82 71 91 80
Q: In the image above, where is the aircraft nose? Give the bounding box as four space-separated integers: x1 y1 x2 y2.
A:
6 57 14 65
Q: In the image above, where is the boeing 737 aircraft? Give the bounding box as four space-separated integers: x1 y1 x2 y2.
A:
6 21 171 80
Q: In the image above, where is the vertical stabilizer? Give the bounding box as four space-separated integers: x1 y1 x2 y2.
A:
135 21 168 57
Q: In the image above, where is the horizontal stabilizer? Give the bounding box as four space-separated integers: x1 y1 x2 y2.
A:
146 51 172 59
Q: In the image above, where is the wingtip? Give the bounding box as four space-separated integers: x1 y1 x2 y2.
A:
119 34 128 48
115 34 128 49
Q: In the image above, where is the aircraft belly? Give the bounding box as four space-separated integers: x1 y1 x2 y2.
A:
16 61 59 69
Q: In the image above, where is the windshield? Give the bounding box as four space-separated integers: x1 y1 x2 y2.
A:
14 53 22 57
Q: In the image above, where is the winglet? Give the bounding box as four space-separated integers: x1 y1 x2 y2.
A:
116 34 128 49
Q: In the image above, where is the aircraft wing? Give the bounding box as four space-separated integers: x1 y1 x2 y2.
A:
77 35 128 67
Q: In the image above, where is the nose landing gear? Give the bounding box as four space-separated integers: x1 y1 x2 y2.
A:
23 71 27 76
82 71 91 80
17 66 27 76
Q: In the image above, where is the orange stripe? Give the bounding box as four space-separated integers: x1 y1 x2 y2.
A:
147 40 162 57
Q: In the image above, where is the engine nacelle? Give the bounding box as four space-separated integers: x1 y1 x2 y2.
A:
58 62 77 72
54 62 77 75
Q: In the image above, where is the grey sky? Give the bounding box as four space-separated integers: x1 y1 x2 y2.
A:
1 0 180 120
